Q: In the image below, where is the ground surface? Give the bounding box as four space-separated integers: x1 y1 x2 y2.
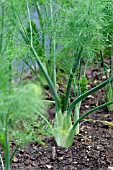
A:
1 63 113 170
10 105 113 170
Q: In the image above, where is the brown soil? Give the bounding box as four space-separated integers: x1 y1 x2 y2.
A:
10 105 113 170
1 63 113 170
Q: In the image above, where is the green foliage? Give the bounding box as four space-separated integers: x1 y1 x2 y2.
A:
0 82 48 169
1 0 113 149
0 83 46 121
7 0 113 72
102 0 113 46
11 117 51 147
26 20 44 57
59 0 105 59
0 1 50 169
9 0 113 148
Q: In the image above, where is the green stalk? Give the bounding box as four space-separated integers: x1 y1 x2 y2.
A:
49 36 53 79
64 48 83 111
49 0 57 89
0 1 4 54
73 61 82 134
67 76 113 115
35 2 43 31
74 101 81 134
31 46 60 111
77 57 82 97
100 50 108 79
109 48 112 78
26 0 33 47
8 57 12 91
53 37 57 91
73 76 77 97
4 114 10 170
72 101 113 131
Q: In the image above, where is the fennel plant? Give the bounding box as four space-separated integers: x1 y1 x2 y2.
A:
11 0 113 147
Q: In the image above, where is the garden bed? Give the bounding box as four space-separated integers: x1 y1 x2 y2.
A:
0 1 113 169
10 109 113 170
9 66 113 170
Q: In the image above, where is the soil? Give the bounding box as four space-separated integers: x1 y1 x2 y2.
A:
10 116 113 170
1 62 113 170
10 108 113 170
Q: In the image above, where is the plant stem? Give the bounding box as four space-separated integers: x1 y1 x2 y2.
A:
31 46 60 111
0 1 4 54
64 48 82 111
74 102 81 134
100 50 108 79
77 58 82 97
4 114 10 170
49 0 57 90
53 37 57 91
109 48 112 78
8 57 12 91
26 0 33 47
